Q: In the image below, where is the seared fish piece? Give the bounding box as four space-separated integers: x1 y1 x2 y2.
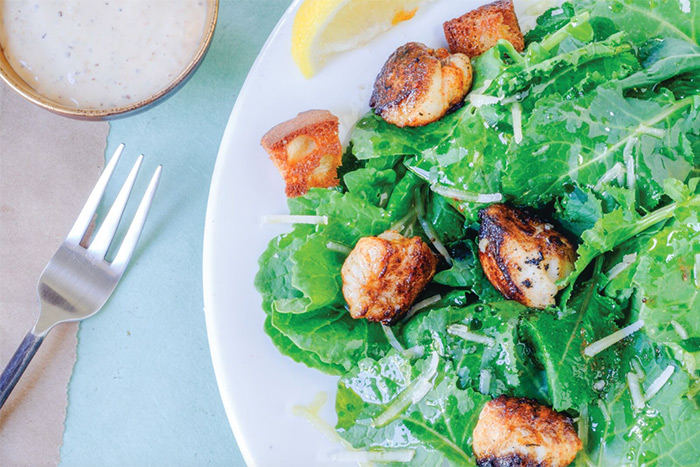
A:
443 0 525 58
370 42 472 127
473 396 582 467
261 109 342 197
341 230 437 324
478 204 576 309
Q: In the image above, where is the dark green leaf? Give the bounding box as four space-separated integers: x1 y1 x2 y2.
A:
522 279 624 411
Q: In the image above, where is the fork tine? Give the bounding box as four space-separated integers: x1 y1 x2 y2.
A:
66 144 125 244
111 165 162 274
88 155 144 258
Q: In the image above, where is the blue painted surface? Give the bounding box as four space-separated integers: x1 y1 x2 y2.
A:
60 1 291 464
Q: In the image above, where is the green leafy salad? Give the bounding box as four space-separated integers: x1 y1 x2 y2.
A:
256 0 700 464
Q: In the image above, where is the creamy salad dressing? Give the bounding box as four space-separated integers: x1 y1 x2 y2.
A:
0 1 207 109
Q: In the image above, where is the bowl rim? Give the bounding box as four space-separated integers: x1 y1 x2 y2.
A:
0 0 219 120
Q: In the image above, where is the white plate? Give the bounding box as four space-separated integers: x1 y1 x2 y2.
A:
203 1 550 465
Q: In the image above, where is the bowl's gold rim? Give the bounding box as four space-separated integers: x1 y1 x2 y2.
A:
0 0 219 120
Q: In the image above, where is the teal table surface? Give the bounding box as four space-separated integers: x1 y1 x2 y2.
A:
59 1 293 464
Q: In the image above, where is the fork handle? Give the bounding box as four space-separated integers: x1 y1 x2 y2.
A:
0 331 45 410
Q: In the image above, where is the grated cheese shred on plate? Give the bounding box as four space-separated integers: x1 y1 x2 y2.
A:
382 324 405 353
512 101 523 144
326 241 352 255
623 136 638 192
403 345 425 359
631 358 646 380
479 369 492 395
447 324 496 346
418 215 452 265
402 294 442 321
414 194 453 264
294 392 416 465
261 214 328 225
430 184 503 203
606 253 637 280
468 93 501 107
292 392 355 450
671 320 689 340
372 352 439 428
409 165 503 204
578 404 589 448
627 371 645 410
389 210 416 233
584 320 644 357
409 165 432 181
644 365 675 402
595 162 625 190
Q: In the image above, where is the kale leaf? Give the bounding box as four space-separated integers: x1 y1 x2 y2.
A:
522 278 624 412
336 349 488 466
634 209 700 379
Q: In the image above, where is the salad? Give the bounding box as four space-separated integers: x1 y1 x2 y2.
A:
255 0 700 465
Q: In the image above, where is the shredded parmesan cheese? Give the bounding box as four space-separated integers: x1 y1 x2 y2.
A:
326 241 351 255
417 214 453 265
479 369 492 395
469 94 501 107
644 365 675 402
671 320 689 340
293 392 354 449
430 184 503 203
606 253 637 280
410 378 434 406
414 194 452 265
295 392 414 466
627 372 645 410
389 210 415 233
584 320 644 357
409 165 431 181
501 90 529 105
402 294 442 321
432 334 446 357
447 324 496 347
631 359 646 380
382 324 405 353
512 101 523 144
593 380 606 391
261 214 328 225
578 404 589 449
404 345 425 360
372 352 439 427
694 254 700 288
595 162 625 190
623 136 638 192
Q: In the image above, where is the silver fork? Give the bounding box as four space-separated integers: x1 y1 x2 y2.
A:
0 144 161 410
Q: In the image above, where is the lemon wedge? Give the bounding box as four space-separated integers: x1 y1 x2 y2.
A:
291 0 433 78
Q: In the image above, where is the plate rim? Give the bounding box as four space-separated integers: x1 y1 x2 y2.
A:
202 1 302 464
